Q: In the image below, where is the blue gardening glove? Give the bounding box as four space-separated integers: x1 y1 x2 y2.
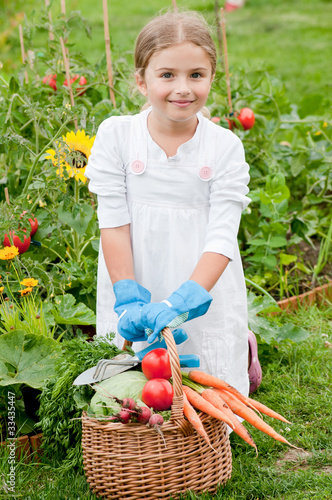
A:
141 280 213 343
113 279 151 342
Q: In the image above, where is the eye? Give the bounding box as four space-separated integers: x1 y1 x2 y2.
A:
191 73 202 79
161 72 173 79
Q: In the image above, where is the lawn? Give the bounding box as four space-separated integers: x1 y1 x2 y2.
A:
1 303 331 499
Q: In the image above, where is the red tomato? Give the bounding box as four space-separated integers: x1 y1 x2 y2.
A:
141 348 172 380
42 74 57 91
64 74 87 95
3 230 31 254
21 211 38 236
211 116 221 123
142 379 174 411
237 107 255 130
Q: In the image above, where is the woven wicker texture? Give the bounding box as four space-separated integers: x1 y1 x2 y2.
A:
81 328 232 499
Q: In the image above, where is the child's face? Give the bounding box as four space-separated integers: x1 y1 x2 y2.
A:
136 42 214 127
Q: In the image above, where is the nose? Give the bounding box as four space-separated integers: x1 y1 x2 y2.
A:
175 78 190 96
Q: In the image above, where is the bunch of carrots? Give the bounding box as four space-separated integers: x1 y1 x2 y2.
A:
181 371 300 453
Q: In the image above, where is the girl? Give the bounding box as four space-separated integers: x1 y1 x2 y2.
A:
85 11 261 396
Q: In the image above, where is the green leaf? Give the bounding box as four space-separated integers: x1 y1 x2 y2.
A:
274 324 310 344
57 202 94 238
9 76 19 94
0 330 60 389
269 236 288 248
280 253 297 265
51 294 96 325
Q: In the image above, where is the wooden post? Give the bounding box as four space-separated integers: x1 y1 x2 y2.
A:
220 8 233 113
4 187 10 205
214 1 223 64
60 37 77 128
44 0 54 41
171 0 178 12
102 0 117 108
19 25 28 84
61 0 66 15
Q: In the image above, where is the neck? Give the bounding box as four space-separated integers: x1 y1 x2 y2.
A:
148 109 198 138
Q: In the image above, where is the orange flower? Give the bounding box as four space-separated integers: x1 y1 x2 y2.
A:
0 286 4 293
20 278 39 287
19 287 33 296
0 246 19 260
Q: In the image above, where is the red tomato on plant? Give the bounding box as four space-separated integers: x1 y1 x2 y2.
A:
142 379 174 411
211 116 221 123
237 107 255 130
141 348 172 380
42 74 57 91
3 230 31 254
21 211 38 236
64 74 87 95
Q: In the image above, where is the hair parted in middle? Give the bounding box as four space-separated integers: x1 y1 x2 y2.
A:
134 11 217 78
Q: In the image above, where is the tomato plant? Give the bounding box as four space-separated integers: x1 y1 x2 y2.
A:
141 348 172 380
3 230 31 254
64 74 87 95
142 378 174 411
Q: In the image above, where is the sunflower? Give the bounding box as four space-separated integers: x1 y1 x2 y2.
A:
45 129 95 183
0 246 19 260
19 287 33 296
20 278 39 287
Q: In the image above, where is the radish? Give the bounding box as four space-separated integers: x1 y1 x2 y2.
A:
122 398 137 410
148 414 166 447
118 408 132 424
136 406 152 424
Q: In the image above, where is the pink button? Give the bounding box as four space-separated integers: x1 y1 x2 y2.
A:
199 166 212 180
131 160 145 174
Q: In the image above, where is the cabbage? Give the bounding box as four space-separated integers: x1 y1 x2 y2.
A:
90 370 148 417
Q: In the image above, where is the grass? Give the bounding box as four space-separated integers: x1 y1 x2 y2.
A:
1 302 331 499
1 0 332 103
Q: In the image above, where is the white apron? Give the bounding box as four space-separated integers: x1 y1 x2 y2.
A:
95 111 249 396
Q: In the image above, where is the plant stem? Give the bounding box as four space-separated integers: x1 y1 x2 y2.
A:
21 119 71 196
245 278 277 302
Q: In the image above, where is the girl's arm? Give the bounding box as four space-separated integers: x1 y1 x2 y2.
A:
190 252 230 292
100 225 135 284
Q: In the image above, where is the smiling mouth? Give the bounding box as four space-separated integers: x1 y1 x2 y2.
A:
169 100 194 107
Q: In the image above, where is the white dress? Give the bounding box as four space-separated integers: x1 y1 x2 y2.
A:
85 108 251 396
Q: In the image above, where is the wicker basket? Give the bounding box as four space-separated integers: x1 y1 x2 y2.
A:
81 328 232 499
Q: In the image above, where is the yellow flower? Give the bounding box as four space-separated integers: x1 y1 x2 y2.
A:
0 286 4 293
45 129 95 183
323 122 328 128
314 130 322 136
20 278 39 287
19 287 33 296
0 246 19 260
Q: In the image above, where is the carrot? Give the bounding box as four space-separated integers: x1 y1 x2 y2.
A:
182 385 235 429
182 392 214 450
201 389 258 454
187 370 255 409
213 389 300 449
242 396 291 424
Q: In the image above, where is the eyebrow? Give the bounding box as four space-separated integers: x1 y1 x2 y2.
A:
155 67 209 72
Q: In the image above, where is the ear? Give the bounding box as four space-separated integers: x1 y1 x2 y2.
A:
135 72 148 97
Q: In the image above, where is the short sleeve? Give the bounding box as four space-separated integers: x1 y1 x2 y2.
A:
203 132 250 260
85 117 130 228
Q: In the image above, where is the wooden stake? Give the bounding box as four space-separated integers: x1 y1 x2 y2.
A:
60 36 77 128
19 25 28 84
214 1 223 63
44 0 54 41
4 187 10 205
171 0 178 12
220 8 233 113
61 0 66 15
102 0 117 108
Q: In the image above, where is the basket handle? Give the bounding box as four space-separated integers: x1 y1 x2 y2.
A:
122 329 190 434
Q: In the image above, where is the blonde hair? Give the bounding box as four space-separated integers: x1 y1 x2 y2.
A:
135 11 217 77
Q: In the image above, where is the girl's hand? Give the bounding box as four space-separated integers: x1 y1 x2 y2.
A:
141 280 213 343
